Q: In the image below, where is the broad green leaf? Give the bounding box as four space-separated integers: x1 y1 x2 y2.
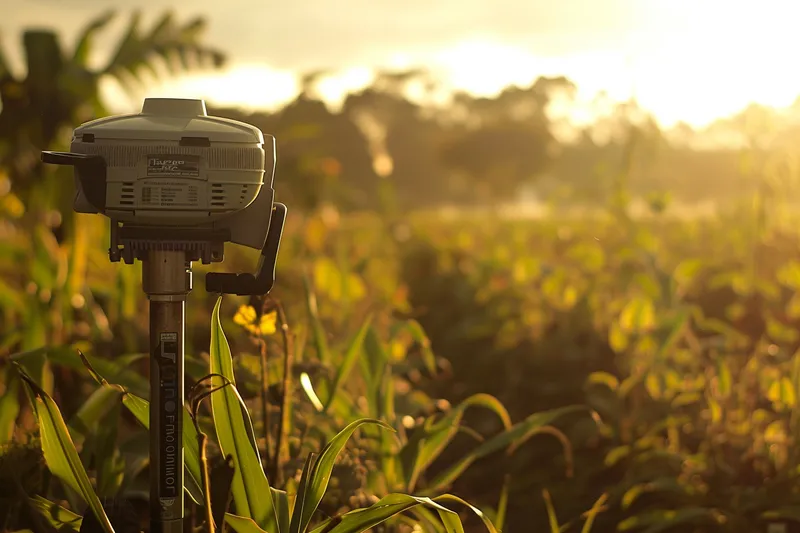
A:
291 419 394 533
17 369 115 533
434 494 497 533
426 405 585 492
272 487 291 533
307 493 473 533
68 386 121 444
324 314 372 413
290 453 317 533
210 297 276 530
225 514 269 533
27 495 83 531
402 393 512 492
11 348 148 397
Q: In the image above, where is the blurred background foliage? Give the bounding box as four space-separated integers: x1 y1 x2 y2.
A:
3 7 800 533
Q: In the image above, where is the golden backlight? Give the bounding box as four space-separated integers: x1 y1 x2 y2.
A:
115 0 800 129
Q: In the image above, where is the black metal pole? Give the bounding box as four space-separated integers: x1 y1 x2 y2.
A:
143 250 191 533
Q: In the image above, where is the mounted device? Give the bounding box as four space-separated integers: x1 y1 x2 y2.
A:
41 97 287 533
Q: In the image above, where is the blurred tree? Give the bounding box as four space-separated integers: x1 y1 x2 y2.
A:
343 68 451 209
0 9 226 219
438 76 575 205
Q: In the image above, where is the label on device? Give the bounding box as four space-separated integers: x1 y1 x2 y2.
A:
146 154 200 177
139 180 200 208
158 332 181 518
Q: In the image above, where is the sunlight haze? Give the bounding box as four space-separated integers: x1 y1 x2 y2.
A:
4 0 800 128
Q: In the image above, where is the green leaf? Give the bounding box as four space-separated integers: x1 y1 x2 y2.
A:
405 319 437 376
11 348 148 397
617 508 721 533
542 490 562 533
272 487 291 533
621 478 688 510
581 493 609 533
68 386 122 444
16 368 115 533
304 272 331 365
299 372 324 412
225 513 269 533
290 419 394 533
209 297 276 530
402 393 512 492
716 359 732 399
72 10 116 64
433 494 497 533
619 297 656 333
586 372 619 391
324 314 372 413
378 366 400 489
27 495 83 531
307 493 476 533
426 405 585 492
0 369 20 445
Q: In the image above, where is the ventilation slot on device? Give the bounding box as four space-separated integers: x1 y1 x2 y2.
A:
120 182 135 206
210 183 226 207
240 184 248 204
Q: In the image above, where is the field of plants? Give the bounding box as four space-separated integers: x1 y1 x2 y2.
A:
4 8 800 533
3 180 800 532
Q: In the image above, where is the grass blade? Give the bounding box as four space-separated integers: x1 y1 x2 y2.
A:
16 367 115 533
307 493 472 533
433 494 497 533
303 271 331 365
324 314 372 413
402 393 512 492
581 493 609 533
27 495 83 531
291 419 394 533
225 514 269 533
209 296 276 530
426 405 585 492
300 372 324 412
542 490 562 533
0 369 20 444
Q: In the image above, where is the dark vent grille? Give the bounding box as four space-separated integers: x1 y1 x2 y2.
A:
120 182 135 206
74 145 264 169
210 183 226 207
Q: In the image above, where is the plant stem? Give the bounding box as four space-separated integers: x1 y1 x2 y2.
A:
272 298 294 486
198 430 215 533
258 297 272 468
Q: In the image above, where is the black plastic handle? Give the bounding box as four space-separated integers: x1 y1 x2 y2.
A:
205 202 287 296
41 150 107 211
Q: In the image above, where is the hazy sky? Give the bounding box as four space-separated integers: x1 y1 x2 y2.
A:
4 0 800 127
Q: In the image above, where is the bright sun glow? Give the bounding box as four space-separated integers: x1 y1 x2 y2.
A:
102 0 800 129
